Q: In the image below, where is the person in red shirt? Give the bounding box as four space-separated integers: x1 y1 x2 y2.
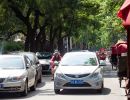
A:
50 50 62 80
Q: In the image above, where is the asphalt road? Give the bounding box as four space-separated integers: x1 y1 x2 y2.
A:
0 59 127 100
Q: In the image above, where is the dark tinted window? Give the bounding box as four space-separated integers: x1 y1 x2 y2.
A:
36 52 52 59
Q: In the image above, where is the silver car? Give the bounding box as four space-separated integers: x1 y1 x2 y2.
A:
54 51 104 94
17 52 42 83
0 55 37 96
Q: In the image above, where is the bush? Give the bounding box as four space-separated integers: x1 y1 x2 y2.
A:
2 41 24 53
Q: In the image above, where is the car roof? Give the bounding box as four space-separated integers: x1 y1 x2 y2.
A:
67 51 96 55
16 52 36 60
63 51 97 57
17 52 35 54
9 51 35 55
0 54 24 58
64 51 97 58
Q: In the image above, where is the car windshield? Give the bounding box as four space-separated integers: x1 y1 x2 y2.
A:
60 52 98 66
0 57 24 69
36 52 52 59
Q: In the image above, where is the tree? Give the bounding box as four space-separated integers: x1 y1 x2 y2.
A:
0 0 126 52
96 0 125 49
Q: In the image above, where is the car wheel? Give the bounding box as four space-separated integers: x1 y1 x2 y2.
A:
54 89 60 94
20 80 28 96
38 73 42 83
30 79 37 91
97 82 104 93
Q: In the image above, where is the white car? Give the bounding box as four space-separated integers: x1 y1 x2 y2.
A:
36 52 52 74
54 51 104 94
0 55 37 96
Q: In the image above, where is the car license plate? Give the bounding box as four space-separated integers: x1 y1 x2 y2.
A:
70 80 83 84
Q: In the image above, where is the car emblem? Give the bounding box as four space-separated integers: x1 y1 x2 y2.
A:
75 75 79 78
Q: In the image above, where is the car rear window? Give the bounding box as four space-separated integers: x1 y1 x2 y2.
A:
36 52 52 59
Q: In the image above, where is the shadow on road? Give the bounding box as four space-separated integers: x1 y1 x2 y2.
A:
59 87 111 95
0 87 111 99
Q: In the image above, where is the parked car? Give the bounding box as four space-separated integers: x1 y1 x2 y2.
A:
54 51 104 94
0 55 37 96
36 52 52 74
17 52 42 83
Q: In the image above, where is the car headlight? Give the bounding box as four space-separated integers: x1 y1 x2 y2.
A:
89 68 101 78
55 73 65 79
6 75 26 82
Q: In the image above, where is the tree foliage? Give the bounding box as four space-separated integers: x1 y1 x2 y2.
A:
0 0 126 52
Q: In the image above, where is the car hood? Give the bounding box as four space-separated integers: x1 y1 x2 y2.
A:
56 65 99 74
0 69 25 78
39 59 50 64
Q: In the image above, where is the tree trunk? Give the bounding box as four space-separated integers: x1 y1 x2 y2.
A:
49 40 54 52
57 26 64 55
48 25 61 52
24 36 29 51
30 31 36 52
32 10 40 52
48 25 53 52
58 38 64 55
24 27 32 51
68 37 71 51
40 30 46 51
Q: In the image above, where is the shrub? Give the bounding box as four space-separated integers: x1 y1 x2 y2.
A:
2 41 24 53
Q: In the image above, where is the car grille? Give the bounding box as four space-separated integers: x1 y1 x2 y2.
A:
65 74 90 78
0 78 5 83
63 82 91 87
41 64 50 70
0 86 21 91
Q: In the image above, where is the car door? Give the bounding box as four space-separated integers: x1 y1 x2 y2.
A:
25 56 36 87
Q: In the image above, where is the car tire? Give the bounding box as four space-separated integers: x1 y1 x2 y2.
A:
30 79 37 91
38 73 42 83
54 89 60 94
97 82 104 93
20 80 28 96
